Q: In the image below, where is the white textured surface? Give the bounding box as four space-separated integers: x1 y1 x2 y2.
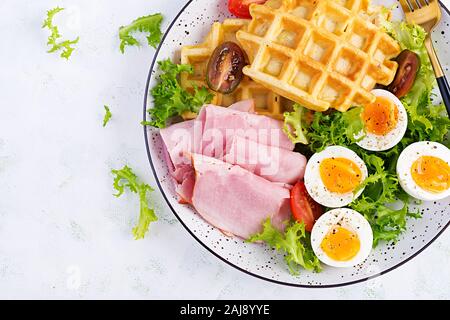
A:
0 0 449 299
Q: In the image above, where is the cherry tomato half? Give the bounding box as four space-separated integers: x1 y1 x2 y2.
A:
290 181 323 232
228 0 267 19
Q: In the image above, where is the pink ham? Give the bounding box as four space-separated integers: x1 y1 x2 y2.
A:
223 135 307 185
160 101 257 170
198 104 294 158
228 99 255 113
160 102 292 169
191 154 291 239
160 119 201 203
159 100 297 205
159 119 202 171
175 168 195 204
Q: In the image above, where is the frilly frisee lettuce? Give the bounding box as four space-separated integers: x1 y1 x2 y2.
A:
103 105 112 127
119 13 163 53
382 20 450 145
148 59 213 128
350 151 421 246
247 219 322 275
282 18 449 246
291 105 365 152
112 166 157 240
42 7 79 60
283 105 310 144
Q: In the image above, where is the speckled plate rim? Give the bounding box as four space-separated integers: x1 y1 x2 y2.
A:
143 0 450 288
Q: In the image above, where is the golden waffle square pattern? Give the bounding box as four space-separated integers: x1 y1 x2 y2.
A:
180 19 293 120
236 0 401 112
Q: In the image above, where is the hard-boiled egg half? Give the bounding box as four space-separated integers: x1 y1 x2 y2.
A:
397 141 450 201
311 208 373 268
304 146 368 208
356 89 408 151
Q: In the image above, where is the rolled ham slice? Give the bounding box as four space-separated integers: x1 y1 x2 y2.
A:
160 119 201 203
160 100 259 171
160 102 293 169
175 168 195 204
160 100 298 203
198 104 294 158
191 154 291 239
223 135 307 185
159 119 202 171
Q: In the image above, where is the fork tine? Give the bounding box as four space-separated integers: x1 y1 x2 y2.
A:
416 0 427 8
399 0 413 12
408 0 420 10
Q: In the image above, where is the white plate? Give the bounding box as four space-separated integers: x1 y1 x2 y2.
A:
144 0 450 287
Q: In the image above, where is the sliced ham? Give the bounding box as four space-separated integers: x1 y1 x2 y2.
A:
191 154 291 239
160 120 200 203
228 99 255 113
159 100 299 210
224 135 307 185
198 104 294 158
160 102 293 170
175 168 195 204
159 119 203 170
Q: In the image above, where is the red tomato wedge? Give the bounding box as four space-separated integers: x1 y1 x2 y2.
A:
228 0 268 19
290 181 323 232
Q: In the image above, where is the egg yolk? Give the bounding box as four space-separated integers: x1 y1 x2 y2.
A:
411 156 450 193
320 158 363 194
320 226 361 262
362 96 399 135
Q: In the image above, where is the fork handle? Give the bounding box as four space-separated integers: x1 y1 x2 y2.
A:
437 76 450 116
425 37 450 116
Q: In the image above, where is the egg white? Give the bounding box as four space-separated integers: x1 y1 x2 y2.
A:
356 89 408 151
304 146 368 208
397 141 450 201
311 208 373 268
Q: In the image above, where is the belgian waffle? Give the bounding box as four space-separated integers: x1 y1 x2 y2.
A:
236 0 401 112
180 19 293 120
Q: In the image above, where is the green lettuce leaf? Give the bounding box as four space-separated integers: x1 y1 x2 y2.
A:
350 153 420 246
103 105 112 127
112 165 157 240
383 21 450 146
119 13 163 53
305 106 365 153
42 7 79 60
148 59 213 128
247 219 322 275
283 104 310 144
